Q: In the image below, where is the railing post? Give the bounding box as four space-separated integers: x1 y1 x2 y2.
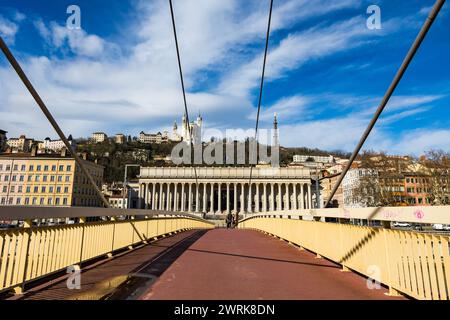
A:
78 217 86 266
108 216 117 258
15 219 33 295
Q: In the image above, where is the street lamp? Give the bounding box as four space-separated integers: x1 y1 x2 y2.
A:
123 164 140 210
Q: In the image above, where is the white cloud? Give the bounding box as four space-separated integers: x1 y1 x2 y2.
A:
0 15 19 44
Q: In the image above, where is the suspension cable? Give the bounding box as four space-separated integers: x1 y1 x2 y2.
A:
248 0 274 188
324 0 446 208
0 36 110 208
169 0 199 188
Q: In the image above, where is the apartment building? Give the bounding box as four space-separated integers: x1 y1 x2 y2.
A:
0 150 104 207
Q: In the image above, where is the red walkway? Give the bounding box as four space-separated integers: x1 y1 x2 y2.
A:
141 229 405 300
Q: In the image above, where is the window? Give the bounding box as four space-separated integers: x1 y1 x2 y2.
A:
19 175 24 182
0 164 2 171
64 186 69 193
13 165 18 171
57 175 62 182
63 198 68 205
26 186 31 193
59 165 64 171
33 186 38 193
44 165 49 171
11 175 16 181
51 165 56 171
56 186 61 193
27 175 33 182
18 186 22 193
35 175 40 182
55 198 60 205
16 198 21 205
32 197 37 205
5 165 10 171
10 186 15 193
40 197 45 205
65 176 70 182
24 198 30 205
36 165 41 171
41 186 46 193
21 165 26 171
2 186 7 193
48 198 53 205
43 175 47 182
49 186 54 193
8 198 13 205
4 175 9 182
29 165 34 171
0 198 5 205
50 175 55 182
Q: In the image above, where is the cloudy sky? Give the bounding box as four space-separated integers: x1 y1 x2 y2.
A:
0 0 449 155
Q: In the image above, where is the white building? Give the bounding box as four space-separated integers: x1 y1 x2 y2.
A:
108 195 128 209
6 135 34 152
91 132 107 143
342 168 378 208
181 112 202 145
38 135 76 153
293 155 335 164
139 131 164 144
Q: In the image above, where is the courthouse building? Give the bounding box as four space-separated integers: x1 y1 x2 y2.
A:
138 166 313 216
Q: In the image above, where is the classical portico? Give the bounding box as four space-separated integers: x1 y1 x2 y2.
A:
138 166 313 216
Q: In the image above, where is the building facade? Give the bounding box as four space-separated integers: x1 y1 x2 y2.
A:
115 134 126 144
181 113 202 145
91 132 107 143
0 152 104 207
6 135 35 152
139 131 164 144
138 166 313 216
38 135 76 153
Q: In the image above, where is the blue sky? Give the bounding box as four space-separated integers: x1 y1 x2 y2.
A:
0 0 449 155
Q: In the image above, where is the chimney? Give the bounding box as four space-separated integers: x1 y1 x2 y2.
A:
61 147 67 157
31 145 37 157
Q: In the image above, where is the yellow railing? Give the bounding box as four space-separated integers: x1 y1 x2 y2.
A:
0 216 213 294
239 217 450 300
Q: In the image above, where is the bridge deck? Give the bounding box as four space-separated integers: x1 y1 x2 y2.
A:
17 228 406 300
141 229 404 300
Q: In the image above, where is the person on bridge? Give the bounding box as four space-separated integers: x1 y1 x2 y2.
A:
226 212 233 229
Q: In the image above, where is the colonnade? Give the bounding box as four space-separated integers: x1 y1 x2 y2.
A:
138 181 312 214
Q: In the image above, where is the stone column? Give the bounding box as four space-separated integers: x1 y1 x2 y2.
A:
195 183 200 212
247 184 252 213
256 183 260 212
188 183 193 212
270 183 274 211
308 184 312 209
300 184 304 210
210 183 215 214
293 183 298 210
233 183 237 213
138 184 143 209
240 184 245 213
217 183 222 214
226 183 230 214
203 183 207 213
166 183 171 211
159 183 163 210
285 183 289 211
174 183 178 211
151 183 156 210
263 183 267 212
277 183 282 211
181 183 185 211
